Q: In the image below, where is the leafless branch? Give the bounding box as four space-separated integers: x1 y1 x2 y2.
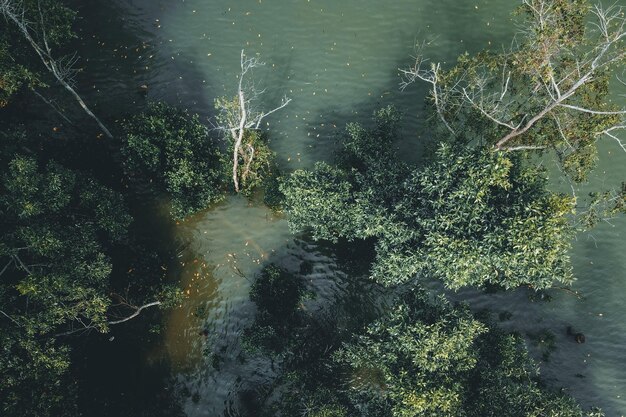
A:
399 44 455 135
558 103 626 115
242 143 255 181
31 89 74 125
0 309 20 326
493 2 626 150
500 145 546 151
107 301 161 325
215 49 291 192
0 0 113 138
54 324 97 338
551 114 574 150
0 258 13 277
54 300 162 337
601 126 626 153
13 253 32 275
400 1 626 154
461 86 518 130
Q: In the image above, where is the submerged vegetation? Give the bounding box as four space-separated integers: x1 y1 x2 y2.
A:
241 264 307 355
243 267 602 417
0 0 625 416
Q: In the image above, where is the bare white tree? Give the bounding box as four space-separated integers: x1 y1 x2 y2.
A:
400 0 626 153
0 247 166 336
214 50 291 192
54 299 164 337
0 0 114 138
399 43 458 136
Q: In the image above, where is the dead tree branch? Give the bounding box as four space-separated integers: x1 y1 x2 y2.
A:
215 50 290 192
54 300 162 337
0 309 20 326
399 43 456 135
31 88 74 125
0 0 113 138
106 301 161 325
488 2 626 151
400 1 626 153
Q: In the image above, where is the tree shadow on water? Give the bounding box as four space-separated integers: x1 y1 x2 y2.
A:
174 235 388 417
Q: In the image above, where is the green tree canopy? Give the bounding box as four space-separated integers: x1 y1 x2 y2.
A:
121 102 226 219
241 264 307 355
282 107 575 290
0 144 132 415
332 290 599 417
257 287 602 417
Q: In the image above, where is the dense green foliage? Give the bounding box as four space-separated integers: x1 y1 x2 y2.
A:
329 291 595 417
0 41 41 107
0 7 185 415
283 107 576 290
0 125 184 417
121 102 226 219
274 1 626 414
245 275 602 417
234 129 280 197
0 135 131 415
1 155 131 330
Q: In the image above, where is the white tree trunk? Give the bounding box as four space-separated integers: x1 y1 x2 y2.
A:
1 0 114 139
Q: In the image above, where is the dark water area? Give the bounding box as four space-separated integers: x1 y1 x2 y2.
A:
66 1 626 416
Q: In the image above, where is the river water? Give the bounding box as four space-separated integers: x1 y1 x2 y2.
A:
74 1 626 415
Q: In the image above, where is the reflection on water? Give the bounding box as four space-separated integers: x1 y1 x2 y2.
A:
152 196 387 415
72 0 626 415
159 197 287 372
168 197 295 415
